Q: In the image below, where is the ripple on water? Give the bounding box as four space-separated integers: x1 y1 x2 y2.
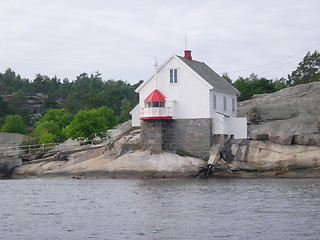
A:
0 178 320 240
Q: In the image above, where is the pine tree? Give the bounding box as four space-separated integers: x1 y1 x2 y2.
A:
287 51 320 86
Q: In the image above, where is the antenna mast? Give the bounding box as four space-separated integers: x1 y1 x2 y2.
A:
185 33 187 50
154 56 158 89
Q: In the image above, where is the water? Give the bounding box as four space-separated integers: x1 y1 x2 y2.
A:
1 178 320 240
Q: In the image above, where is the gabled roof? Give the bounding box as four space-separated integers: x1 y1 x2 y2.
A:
144 89 166 102
136 53 240 96
176 56 240 96
136 54 175 93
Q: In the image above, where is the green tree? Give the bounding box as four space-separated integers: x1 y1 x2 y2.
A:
233 77 254 101
96 106 117 128
63 106 117 141
103 80 138 116
7 92 30 126
0 96 10 117
62 74 139 118
233 73 277 101
131 80 144 90
0 68 139 128
32 120 60 144
273 78 287 91
1 115 26 134
40 109 73 129
31 74 51 94
0 96 10 127
44 93 59 110
119 98 132 122
0 68 29 92
63 72 105 114
8 91 28 113
222 73 233 84
287 50 320 86
32 109 73 143
58 78 72 97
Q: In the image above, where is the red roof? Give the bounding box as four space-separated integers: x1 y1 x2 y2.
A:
144 89 166 102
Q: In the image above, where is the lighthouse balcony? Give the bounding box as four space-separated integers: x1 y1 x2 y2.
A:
140 107 173 120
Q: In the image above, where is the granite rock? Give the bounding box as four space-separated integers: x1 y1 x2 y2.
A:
238 82 320 146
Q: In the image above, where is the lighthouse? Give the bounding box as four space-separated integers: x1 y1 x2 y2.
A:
140 89 172 120
132 49 247 158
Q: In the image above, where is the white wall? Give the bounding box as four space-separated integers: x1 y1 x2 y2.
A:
228 117 247 139
138 56 212 119
130 104 140 127
210 90 245 137
209 90 237 118
212 113 225 135
212 114 247 139
135 54 247 139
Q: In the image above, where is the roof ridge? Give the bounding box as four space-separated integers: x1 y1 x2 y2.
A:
176 55 204 64
176 55 240 96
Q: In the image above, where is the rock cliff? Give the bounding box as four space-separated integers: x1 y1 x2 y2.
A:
10 82 320 178
214 82 320 176
13 129 205 179
238 82 320 145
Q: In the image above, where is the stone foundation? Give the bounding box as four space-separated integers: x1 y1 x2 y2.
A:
140 118 213 158
140 119 175 152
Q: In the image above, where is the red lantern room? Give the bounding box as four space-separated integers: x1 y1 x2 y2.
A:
140 89 173 120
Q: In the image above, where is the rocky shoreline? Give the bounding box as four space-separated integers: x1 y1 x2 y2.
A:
2 82 320 179
209 82 320 178
12 149 207 179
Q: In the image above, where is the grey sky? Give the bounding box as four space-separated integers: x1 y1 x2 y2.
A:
1 0 319 84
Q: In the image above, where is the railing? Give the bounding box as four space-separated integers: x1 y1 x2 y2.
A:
0 143 59 157
0 139 106 157
1 122 135 160
140 107 173 119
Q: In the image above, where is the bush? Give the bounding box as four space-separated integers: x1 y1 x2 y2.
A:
32 109 73 144
1 115 26 134
63 106 117 141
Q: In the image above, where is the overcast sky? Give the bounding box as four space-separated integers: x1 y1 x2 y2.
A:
1 0 319 84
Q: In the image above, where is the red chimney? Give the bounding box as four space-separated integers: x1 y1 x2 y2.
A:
184 50 192 60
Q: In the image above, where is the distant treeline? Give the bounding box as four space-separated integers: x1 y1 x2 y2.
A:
0 50 319 138
223 50 320 101
0 70 142 128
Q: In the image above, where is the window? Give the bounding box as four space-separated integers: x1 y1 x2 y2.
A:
223 96 227 111
212 95 216 109
170 69 178 83
145 101 165 108
151 101 165 107
232 98 235 112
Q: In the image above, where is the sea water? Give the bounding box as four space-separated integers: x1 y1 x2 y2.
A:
1 178 320 240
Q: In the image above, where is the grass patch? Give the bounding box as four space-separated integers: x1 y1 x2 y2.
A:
176 151 196 158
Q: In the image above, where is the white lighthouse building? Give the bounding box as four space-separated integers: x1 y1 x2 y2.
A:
131 50 247 158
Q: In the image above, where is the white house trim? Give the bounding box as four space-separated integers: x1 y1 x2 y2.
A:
135 54 176 93
131 50 247 139
129 104 140 127
174 55 214 90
